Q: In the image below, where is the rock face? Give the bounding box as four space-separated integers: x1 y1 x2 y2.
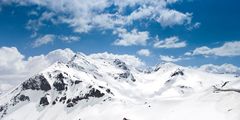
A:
53 73 66 91
22 75 51 91
39 96 49 106
0 53 240 120
171 69 184 77
114 59 129 70
113 59 136 82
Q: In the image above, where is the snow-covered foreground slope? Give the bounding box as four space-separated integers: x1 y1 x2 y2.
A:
0 53 240 120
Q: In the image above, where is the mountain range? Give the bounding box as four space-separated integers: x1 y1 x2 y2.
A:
0 52 240 120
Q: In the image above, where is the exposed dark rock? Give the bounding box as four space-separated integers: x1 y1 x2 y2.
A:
57 73 65 79
88 85 92 88
119 72 129 79
214 86 240 93
52 101 56 105
114 59 128 70
171 69 184 77
221 81 229 87
179 85 191 89
59 96 67 103
97 86 114 95
103 97 111 102
106 89 114 95
66 99 71 104
55 97 59 101
119 72 136 82
18 95 30 101
0 105 8 118
53 73 66 91
154 66 161 72
72 96 82 104
39 96 49 106
0 105 7 114
11 93 30 107
87 88 105 98
22 79 39 91
22 86 107 109
22 75 51 91
66 103 74 107
165 79 172 84
40 77 52 91
65 88 105 108
63 72 68 76
131 77 136 82
75 80 82 84
70 62 85 71
0 106 3 112
51 97 60 105
106 89 111 93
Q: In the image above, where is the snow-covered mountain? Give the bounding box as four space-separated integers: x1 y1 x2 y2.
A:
0 53 240 120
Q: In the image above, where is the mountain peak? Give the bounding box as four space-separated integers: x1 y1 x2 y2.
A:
69 52 87 63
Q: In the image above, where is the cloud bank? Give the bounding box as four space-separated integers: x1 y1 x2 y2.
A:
199 64 240 75
186 41 240 57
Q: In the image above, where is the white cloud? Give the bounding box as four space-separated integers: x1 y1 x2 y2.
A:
0 47 75 92
187 41 240 57
156 9 192 27
160 55 182 62
199 64 240 75
58 35 80 43
89 52 145 68
187 22 201 31
137 49 151 57
45 48 75 63
126 6 154 23
1 0 192 34
0 47 25 74
154 36 186 48
26 19 42 35
32 34 55 47
184 52 192 56
26 11 57 35
32 34 80 47
125 1 191 27
113 28 149 46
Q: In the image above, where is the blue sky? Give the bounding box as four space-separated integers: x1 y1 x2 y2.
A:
0 0 240 67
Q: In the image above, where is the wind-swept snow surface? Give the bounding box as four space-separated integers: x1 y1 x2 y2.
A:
0 53 240 120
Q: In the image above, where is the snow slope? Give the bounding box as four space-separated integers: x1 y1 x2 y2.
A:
0 52 240 120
